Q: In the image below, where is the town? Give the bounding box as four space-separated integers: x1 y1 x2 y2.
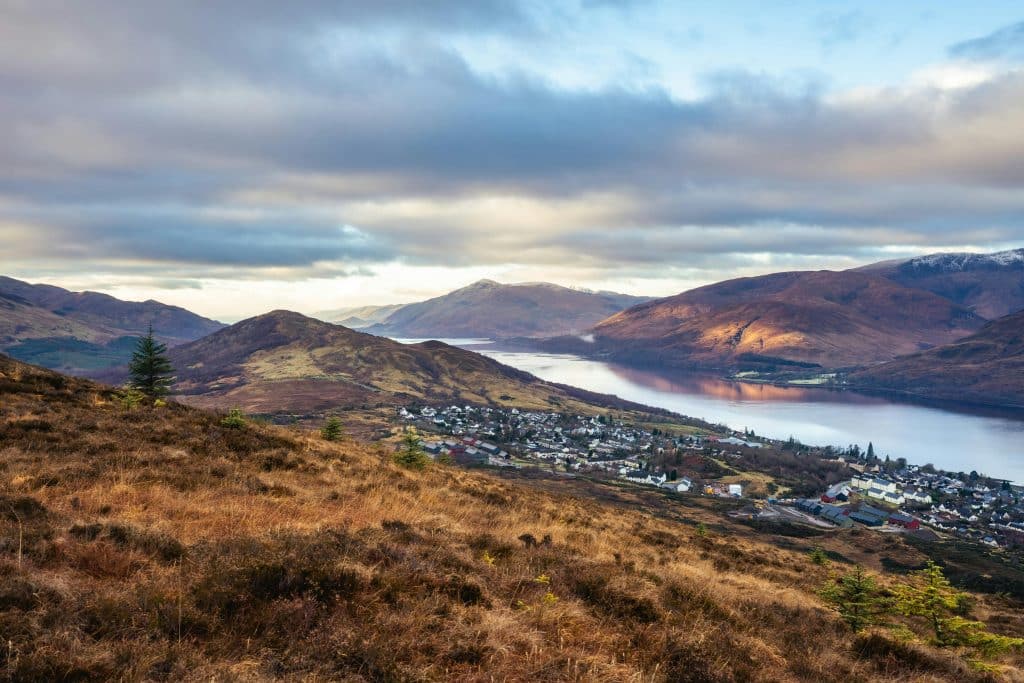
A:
398 403 1024 550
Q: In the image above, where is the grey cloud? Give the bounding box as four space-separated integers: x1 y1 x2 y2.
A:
5 208 393 268
0 2 1023 282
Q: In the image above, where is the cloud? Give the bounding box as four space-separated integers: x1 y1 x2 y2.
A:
0 2 1023 293
2 208 393 268
949 21 1024 62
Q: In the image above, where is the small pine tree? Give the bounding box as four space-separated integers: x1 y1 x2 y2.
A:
820 565 886 633
866 442 875 460
893 560 961 645
128 325 175 398
894 561 1024 656
116 387 146 411
321 416 344 441
393 427 430 470
808 546 830 566
221 408 246 429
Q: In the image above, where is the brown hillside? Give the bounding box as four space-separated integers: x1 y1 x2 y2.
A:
0 293 111 345
849 309 1024 407
162 310 643 415
0 276 224 345
0 276 225 375
2 354 1021 680
591 270 985 370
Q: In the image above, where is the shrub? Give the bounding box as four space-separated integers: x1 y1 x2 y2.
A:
393 428 430 470
321 416 344 442
116 388 146 411
220 409 246 429
819 565 887 633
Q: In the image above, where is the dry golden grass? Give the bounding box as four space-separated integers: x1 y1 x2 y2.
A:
1 355 1023 682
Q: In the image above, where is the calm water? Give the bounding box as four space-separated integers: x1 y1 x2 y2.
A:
396 338 1024 482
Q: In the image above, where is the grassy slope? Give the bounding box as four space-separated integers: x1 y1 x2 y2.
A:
2 355 1023 681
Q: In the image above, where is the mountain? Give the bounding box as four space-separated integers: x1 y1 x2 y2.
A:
0 276 224 343
3 353 1016 680
856 248 1024 319
849 309 1024 407
0 291 112 344
586 270 986 371
0 276 224 373
162 310 643 414
364 280 650 339
314 302 407 328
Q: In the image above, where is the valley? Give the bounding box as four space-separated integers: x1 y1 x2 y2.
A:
7 8 1024 679
3 351 1024 681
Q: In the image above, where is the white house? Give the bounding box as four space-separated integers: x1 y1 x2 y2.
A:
660 477 693 493
625 472 667 487
904 488 933 505
851 475 874 491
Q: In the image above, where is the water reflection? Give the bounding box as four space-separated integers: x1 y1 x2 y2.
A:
607 366 885 405
389 336 1024 480
467 345 1024 482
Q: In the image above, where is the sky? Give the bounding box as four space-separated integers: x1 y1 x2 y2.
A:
2 1 1024 321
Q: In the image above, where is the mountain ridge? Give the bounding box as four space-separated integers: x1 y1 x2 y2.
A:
363 279 650 339
151 310 656 415
848 309 1024 407
855 248 1024 319
0 275 225 373
584 269 985 371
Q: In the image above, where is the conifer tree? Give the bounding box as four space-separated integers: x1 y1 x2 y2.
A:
394 427 431 470
128 325 175 398
820 565 886 633
321 416 345 441
894 560 960 644
894 560 1024 656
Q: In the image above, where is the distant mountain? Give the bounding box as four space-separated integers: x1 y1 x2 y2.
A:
314 303 407 328
365 280 650 339
0 276 224 373
585 270 985 371
856 248 1024 319
161 310 643 414
848 309 1024 407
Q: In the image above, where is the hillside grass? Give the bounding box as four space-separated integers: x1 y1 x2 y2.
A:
2 356 1023 681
